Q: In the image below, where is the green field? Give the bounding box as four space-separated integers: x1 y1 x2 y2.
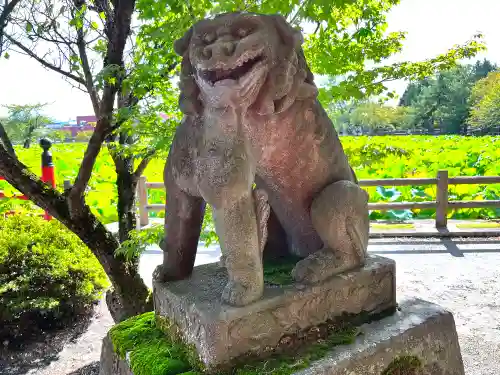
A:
1 135 499 223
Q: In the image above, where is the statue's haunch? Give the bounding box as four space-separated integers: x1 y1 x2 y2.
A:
154 12 369 307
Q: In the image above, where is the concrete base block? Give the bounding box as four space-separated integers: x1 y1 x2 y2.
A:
153 255 396 369
298 297 465 374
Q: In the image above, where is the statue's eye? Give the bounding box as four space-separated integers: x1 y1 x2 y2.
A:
203 32 215 44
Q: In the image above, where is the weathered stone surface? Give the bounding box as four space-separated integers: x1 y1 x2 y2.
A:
99 333 133 375
298 298 465 375
153 255 396 369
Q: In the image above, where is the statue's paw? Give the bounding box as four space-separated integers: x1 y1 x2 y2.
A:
153 264 186 283
152 264 169 282
222 280 263 307
292 249 360 285
291 255 325 284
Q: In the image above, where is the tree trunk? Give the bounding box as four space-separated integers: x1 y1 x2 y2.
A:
0 147 152 321
116 154 138 244
65 209 152 321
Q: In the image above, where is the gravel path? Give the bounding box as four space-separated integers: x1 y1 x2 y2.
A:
1 236 498 375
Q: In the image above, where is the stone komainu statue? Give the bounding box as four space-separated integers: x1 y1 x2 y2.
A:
154 12 370 307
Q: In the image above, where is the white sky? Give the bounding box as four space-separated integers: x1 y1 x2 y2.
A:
0 0 499 120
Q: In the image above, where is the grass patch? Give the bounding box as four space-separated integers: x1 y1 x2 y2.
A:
456 222 500 229
371 223 415 230
262 255 302 286
381 355 423 375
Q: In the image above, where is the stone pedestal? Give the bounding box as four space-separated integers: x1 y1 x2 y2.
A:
153 255 396 369
98 254 466 375
99 298 465 375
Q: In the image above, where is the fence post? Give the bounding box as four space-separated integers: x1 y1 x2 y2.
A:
436 170 449 229
137 176 149 227
63 179 72 191
40 138 55 221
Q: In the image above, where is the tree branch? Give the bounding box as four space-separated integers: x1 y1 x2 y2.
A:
0 0 21 32
133 149 156 179
67 0 137 217
314 21 321 34
0 121 15 156
0 0 21 54
3 33 86 85
76 23 100 114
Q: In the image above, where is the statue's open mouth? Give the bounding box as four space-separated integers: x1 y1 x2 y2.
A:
198 52 265 86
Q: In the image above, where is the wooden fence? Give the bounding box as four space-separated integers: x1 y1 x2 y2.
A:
136 170 500 229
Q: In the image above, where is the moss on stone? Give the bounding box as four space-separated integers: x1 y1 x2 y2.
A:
109 312 203 375
155 314 205 371
231 324 360 375
262 255 302 286
108 311 362 375
381 356 423 375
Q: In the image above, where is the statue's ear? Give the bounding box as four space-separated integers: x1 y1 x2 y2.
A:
269 14 303 49
174 26 194 56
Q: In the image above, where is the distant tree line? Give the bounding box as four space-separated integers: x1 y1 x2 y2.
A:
329 59 499 135
0 103 96 147
0 103 51 148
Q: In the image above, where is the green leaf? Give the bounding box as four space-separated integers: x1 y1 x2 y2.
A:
25 22 33 32
375 186 402 202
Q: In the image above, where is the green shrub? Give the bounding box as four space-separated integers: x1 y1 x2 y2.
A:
0 214 109 342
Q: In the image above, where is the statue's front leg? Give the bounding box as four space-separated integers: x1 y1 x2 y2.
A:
199 144 264 307
216 192 263 306
154 181 206 282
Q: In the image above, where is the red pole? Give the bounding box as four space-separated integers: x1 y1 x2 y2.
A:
40 138 55 221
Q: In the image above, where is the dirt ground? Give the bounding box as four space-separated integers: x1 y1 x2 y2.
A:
0 236 499 375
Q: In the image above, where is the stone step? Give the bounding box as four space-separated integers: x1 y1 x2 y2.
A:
297 298 464 375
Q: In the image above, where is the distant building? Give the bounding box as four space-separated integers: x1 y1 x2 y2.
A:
61 115 96 137
76 115 97 127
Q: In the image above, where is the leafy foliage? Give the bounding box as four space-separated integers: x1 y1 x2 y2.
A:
468 71 500 133
2 135 498 230
135 0 486 114
397 60 498 134
331 101 413 134
348 135 500 221
2 103 52 147
0 214 109 343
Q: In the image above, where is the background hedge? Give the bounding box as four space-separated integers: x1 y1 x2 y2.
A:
0 214 109 343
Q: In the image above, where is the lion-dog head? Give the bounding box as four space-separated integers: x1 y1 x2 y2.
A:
174 12 318 116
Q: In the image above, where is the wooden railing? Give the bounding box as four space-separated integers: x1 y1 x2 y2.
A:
136 170 500 229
